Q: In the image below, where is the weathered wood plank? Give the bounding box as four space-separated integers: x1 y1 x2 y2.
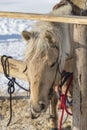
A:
73 25 87 130
0 12 87 25
0 57 28 81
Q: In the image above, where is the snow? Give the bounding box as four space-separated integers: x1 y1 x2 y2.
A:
0 0 60 95
0 18 34 95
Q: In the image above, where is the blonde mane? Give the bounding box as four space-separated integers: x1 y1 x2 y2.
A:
25 22 62 58
25 29 50 61
24 2 72 71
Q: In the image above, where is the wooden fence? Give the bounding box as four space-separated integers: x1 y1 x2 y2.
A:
0 11 87 25
0 11 87 130
0 57 27 81
0 12 86 82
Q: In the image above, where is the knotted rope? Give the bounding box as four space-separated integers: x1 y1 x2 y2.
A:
1 55 30 126
58 71 73 130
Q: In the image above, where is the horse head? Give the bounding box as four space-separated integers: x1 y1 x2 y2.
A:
21 0 72 119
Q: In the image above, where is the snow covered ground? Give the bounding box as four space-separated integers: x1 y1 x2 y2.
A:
0 0 60 95
0 18 32 95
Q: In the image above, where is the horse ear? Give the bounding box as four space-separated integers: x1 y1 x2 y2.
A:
45 30 56 44
22 31 32 41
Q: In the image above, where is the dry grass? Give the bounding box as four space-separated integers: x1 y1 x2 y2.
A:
0 93 72 130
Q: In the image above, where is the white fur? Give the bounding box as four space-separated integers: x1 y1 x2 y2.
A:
49 2 72 16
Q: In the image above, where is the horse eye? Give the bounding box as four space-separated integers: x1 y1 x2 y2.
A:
50 62 56 68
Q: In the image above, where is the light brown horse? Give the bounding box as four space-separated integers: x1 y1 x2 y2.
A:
22 0 74 129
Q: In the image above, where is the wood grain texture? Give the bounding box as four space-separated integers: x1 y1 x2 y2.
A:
73 25 87 130
0 12 87 25
0 57 28 81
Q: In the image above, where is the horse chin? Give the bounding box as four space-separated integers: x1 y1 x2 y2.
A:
30 108 41 119
30 107 47 119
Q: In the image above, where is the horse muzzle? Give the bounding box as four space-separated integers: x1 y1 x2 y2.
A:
30 108 41 119
30 101 46 119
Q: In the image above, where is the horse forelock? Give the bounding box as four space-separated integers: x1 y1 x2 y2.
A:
25 29 50 61
25 21 70 73
24 22 51 59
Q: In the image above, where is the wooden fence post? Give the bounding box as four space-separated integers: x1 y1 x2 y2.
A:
73 24 87 130
71 1 87 130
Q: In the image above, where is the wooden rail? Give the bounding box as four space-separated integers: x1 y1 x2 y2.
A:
0 12 87 25
0 57 28 81
0 11 87 82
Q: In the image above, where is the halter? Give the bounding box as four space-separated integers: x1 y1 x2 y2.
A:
48 44 73 130
48 45 61 100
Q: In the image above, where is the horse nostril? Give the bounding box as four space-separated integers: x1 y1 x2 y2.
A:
39 102 46 111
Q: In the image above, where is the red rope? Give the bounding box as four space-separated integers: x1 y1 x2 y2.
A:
58 73 73 130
